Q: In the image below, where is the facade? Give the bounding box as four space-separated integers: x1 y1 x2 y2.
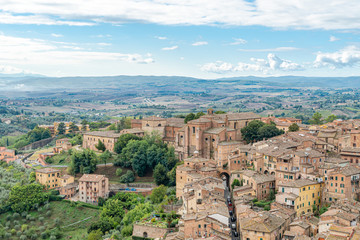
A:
53 138 72 153
82 129 144 152
0 147 16 163
35 168 61 189
78 174 109 204
276 179 322 216
324 166 360 203
40 122 89 136
175 154 218 198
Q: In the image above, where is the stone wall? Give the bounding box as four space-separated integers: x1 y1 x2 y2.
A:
132 223 173 239
20 137 54 151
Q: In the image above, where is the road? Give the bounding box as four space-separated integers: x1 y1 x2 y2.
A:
223 179 240 240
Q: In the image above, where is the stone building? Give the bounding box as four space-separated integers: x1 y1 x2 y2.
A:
175 154 218 198
78 174 109 204
82 129 144 152
130 109 260 161
324 166 360 203
276 179 322 216
53 138 72 153
35 168 61 189
174 109 260 160
240 211 287 240
0 146 16 163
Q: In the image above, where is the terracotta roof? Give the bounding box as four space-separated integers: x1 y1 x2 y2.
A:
241 212 285 233
204 127 226 134
331 166 360 176
79 174 106 182
143 116 165 121
278 179 319 188
83 130 121 138
165 118 186 127
35 168 60 173
219 112 261 121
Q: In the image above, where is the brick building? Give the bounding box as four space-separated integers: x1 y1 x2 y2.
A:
78 174 109 204
176 154 218 198
324 166 360 203
82 129 144 152
0 146 16 163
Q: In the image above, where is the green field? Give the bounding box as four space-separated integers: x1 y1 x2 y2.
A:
0 201 100 240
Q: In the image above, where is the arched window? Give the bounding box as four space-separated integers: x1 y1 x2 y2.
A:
143 232 148 238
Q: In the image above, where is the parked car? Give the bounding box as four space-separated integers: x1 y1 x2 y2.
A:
228 202 232 207
227 196 231 202
231 223 236 230
229 210 233 216
233 231 239 237
231 217 236 222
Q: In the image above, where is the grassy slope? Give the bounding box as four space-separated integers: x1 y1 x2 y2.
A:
0 201 100 240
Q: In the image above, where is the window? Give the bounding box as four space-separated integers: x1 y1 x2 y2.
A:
335 177 338 180
198 225 201 228
193 127 195 133
341 177 344 181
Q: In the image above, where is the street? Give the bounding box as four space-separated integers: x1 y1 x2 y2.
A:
223 179 240 240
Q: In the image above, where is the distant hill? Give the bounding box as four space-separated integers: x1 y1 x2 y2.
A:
1 75 360 92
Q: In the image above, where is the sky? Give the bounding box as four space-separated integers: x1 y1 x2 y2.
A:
0 0 360 78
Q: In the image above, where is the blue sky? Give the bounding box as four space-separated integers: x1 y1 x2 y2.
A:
0 0 359 78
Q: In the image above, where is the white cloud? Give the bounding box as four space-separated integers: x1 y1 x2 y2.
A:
0 65 36 75
201 54 303 74
201 61 233 73
0 0 359 29
51 33 63 38
162 45 178 51
0 34 154 68
156 36 167 40
97 42 111 46
238 47 299 52
329 36 340 42
192 41 208 46
229 38 247 45
315 46 360 68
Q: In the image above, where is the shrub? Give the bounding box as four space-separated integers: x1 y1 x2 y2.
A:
13 212 20 219
17 231 22 237
39 217 44 222
46 210 52 217
21 224 28 232
11 228 16 235
115 168 123 176
14 225 20 230
264 205 271 211
20 235 27 240
21 212 27 218
26 214 32 220
5 215 11 221
39 226 45 232
50 235 57 240
40 232 48 239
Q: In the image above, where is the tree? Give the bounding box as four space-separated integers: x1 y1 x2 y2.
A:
150 185 167 204
119 170 135 183
95 139 106 152
258 124 284 140
184 113 195 123
153 164 169 186
215 110 226 114
87 229 103 240
69 122 79 133
68 149 97 175
241 120 265 143
231 179 241 189
100 199 125 227
288 123 300 132
88 219 112 234
309 112 323 125
8 184 48 212
57 122 66 135
325 114 337 123
113 134 142 154
81 120 88 131
268 190 275 201
99 150 111 166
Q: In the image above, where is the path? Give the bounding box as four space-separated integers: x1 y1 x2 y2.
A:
63 216 93 228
